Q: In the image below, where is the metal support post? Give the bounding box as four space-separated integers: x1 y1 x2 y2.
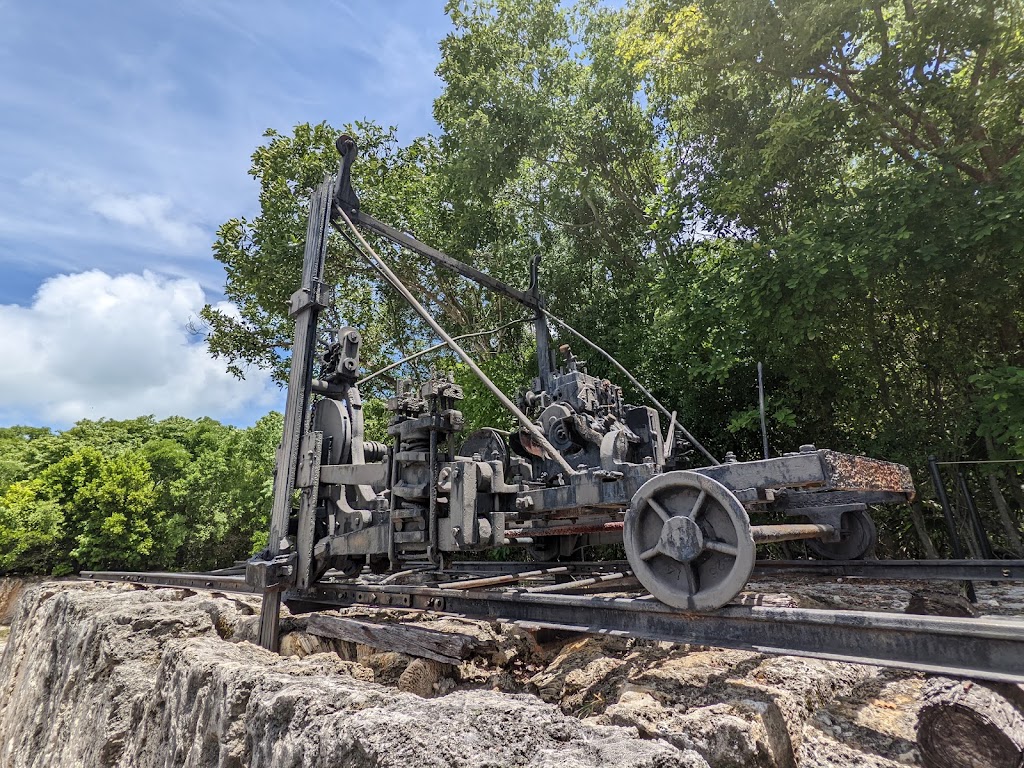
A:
958 472 996 560
928 456 976 602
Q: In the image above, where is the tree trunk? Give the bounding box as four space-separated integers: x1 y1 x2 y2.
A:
917 677 1024 768
1002 464 1024 508
909 500 940 559
984 437 1024 555
988 473 1024 555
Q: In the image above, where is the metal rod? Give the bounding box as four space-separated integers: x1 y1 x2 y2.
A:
958 472 996 560
427 427 439 566
504 521 624 539
757 361 769 460
934 459 1024 465
357 318 529 386
928 456 977 602
750 523 836 544
527 572 629 594
542 309 719 465
334 208 577 477
436 567 570 590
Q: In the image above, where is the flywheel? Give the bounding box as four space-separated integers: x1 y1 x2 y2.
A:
624 471 755 611
805 508 877 560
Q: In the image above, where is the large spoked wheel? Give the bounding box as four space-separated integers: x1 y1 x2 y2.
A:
624 471 755 611
805 508 877 560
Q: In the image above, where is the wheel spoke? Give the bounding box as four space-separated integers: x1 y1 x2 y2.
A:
677 562 698 594
640 545 661 561
704 539 738 557
687 489 707 520
646 496 670 522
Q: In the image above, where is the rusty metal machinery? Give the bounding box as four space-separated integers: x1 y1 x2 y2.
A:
244 135 917 650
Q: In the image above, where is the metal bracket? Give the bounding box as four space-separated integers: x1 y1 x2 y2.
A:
296 431 324 489
288 280 333 317
245 552 297 591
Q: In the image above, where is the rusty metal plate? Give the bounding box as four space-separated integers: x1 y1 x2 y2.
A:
818 450 916 500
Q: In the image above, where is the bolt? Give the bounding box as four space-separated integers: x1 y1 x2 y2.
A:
724 451 738 464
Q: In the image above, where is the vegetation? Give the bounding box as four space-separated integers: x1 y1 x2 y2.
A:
0 416 280 575
200 0 1023 557
3 0 1022 570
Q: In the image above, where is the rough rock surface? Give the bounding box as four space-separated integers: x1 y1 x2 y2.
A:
2 577 1022 767
0 581 701 768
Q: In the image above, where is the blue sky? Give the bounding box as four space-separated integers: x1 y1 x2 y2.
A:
0 0 452 428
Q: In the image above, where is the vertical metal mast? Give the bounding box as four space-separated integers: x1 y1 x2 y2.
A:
254 175 334 651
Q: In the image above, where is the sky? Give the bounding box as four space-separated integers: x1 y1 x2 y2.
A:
0 0 452 429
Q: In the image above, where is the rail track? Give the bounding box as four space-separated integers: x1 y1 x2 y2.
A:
83 558 1024 685
437 558 1024 582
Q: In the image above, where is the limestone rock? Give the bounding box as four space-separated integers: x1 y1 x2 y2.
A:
0 581 695 768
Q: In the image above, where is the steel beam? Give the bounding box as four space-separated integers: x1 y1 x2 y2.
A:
293 582 1024 684
82 568 1024 682
82 571 260 593
754 559 1024 581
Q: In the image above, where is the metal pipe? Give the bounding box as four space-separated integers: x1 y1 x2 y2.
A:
750 523 836 544
334 208 577 478
527 571 629 594
542 310 719 465
757 361 769 460
437 567 570 590
504 521 624 539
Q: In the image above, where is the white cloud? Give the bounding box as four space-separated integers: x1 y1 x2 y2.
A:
23 173 209 252
0 270 279 426
88 192 206 250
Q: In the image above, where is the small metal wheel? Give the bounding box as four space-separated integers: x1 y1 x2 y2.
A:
624 471 755 611
805 508 877 560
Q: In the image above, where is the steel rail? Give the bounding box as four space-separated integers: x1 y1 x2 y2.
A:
83 571 261 593
441 559 1024 582
82 569 1024 683
752 558 1024 581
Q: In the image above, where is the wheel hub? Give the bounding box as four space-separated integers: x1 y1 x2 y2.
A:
659 516 705 562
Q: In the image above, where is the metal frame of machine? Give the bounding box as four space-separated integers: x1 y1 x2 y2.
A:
246 135 916 650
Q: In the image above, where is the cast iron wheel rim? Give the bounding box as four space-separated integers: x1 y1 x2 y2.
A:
624 471 755 611
805 508 878 560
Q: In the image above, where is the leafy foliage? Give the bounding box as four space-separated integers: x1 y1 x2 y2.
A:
0 415 280 575
196 0 1023 557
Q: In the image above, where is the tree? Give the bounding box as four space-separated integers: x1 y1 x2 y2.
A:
0 480 63 574
191 0 1023 556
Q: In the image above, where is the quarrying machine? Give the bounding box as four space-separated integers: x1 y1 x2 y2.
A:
246 135 916 649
